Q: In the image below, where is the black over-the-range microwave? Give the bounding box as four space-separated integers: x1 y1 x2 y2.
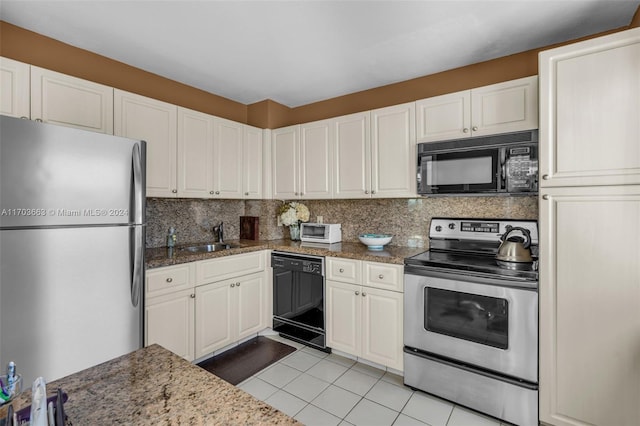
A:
417 130 539 196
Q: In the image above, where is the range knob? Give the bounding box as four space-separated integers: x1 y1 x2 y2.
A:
435 225 442 232
448 223 456 230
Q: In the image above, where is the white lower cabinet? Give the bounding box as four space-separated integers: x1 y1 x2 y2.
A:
145 263 196 361
146 288 195 361
326 258 403 371
145 251 268 362
194 271 266 359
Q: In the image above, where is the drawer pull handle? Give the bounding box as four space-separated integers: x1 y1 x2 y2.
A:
378 274 384 279
166 278 173 283
542 194 549 200
542 174 550 180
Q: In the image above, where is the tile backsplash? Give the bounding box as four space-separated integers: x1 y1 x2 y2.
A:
146 197 538 248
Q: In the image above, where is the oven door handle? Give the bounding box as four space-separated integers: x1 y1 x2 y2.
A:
404 265 538 290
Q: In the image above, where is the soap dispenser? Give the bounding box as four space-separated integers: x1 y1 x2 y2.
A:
167 227 177 248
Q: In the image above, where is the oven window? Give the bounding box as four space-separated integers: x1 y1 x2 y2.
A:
425 288 508 349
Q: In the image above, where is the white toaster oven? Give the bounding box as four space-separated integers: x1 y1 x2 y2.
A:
300 223 342 244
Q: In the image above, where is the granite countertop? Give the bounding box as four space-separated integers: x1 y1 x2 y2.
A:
146 239 427 269
0 344 299 425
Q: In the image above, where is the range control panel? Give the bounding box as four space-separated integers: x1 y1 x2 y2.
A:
430 218 538 244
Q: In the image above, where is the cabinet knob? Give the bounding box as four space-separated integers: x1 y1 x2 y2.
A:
364 190 369 194
300 192 304 196
236 282 240 287
230 283 235 288
339 268 344 273
542 194 549 200
35 118 43 122
463 128 469 133
245 192 249 196
371 190 376 194
20 116 29 120
172 189 177 193
355 291 360 296
294 192 299 196
190 294 195 298
215 191 220 195
210 191 215 195
542 175 550 180
472 126 478 131
166 277 173 283
378 274 384 279
362 292 366 297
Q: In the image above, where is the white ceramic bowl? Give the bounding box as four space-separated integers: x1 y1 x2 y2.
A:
359 234 393 250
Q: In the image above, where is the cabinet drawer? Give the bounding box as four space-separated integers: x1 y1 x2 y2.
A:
363 262 403 292
327 257 361 284
146 263 194 298
196 251 265 285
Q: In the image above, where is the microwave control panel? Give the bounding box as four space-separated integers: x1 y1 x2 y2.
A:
505 146 538 192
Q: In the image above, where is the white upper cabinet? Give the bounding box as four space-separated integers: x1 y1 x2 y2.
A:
333 111 371 199
243 125 263 199
415 90 470 142
213 117 244 198
177 107 214 198
272 125 300 199
300 119 333 199
272 121 333 200
539 27 640 187
31 66 114 134
0 57 30 118
416 76 538 142
370 102 416 198
115 90 178 198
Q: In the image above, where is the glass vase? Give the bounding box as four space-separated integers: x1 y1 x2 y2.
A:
289 223 301 241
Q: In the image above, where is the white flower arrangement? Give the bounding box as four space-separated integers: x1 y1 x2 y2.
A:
278 201 310 226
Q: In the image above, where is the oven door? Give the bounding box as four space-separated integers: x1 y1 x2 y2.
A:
404 269 537 383
417 148 500 194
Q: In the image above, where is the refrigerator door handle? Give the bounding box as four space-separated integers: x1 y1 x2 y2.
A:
130 225 144 307
132 143 145 225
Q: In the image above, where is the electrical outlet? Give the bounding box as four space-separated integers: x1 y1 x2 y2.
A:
317 216 323 224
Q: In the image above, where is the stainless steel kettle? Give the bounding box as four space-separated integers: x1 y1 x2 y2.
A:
496 226 533 263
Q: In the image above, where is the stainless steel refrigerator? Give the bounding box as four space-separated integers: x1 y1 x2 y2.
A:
0 115 145 385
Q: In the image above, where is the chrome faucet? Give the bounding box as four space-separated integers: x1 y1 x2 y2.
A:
213 222 224 243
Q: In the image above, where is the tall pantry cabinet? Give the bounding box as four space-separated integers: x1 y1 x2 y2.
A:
538 27 640 426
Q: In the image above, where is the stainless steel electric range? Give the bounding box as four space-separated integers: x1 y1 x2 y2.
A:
403 218 539 426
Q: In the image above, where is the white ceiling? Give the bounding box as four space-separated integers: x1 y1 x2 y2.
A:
1 1 638 107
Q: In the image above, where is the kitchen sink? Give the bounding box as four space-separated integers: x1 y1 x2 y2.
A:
180 243 241 253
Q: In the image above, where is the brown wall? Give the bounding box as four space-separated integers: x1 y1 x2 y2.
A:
2 5 639 129
0 21 248 123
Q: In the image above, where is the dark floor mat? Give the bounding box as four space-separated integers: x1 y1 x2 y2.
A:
197 336 297 385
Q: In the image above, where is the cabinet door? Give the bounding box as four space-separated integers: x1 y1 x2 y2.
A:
213 118 243 198
236 272 266 340
195 280 234 358
145 288 195 361
360 287 403 371
370 102 416 198
540 28 640 187
326 280 360 357
333 112 371 199
416 90 470 142
272 125 300 199
0 57 30 118
470 76 538 137
177 107 214 198
31 66 114 134
115 90 178 197
243 125 263 199
300 119 333 199
539 185 640 426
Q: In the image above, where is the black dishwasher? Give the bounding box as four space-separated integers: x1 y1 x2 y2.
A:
271 251 328 351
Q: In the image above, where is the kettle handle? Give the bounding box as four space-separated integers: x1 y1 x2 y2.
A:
501 226 532 249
